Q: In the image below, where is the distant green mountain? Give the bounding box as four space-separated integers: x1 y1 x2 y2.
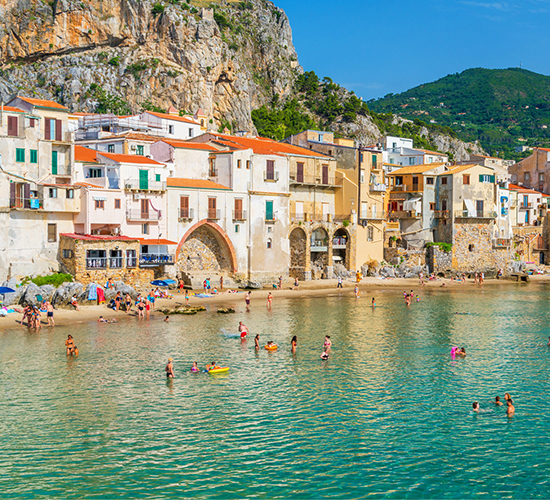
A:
369 68 550 158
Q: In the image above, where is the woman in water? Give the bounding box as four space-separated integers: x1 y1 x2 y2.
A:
372 297 376 308
472 402 480 413
324 335 332 353
165 358 175 378
125 294 132 314
254 334 260 350
65 335 75 355
190 361 199 372
266 292 273 310
291 335 297 352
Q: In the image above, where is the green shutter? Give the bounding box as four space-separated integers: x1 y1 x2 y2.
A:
16 148 25 162
30 149 38 163
137 145 144 155
139 169 149 190
52 150 58 175
266 200 273 220
372 155 377 168
479 174 483 182
490 175 495 183
155 174 161 182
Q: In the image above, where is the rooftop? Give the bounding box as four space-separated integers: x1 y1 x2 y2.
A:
508 183 550 196
139 238 178 245
60 233 139 241
386 163 446 175
74 145 99 164
142 110 198 125
2 105 25 113
160 139 219 152
98 152 164 166
167 178 230 190
17 96 68 110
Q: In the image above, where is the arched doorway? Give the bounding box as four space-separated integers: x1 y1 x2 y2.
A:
311 227 328 279
289 227 307 279
333 227 350 268
176 221 237 275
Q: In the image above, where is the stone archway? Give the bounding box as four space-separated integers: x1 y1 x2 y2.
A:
310 226 329 279
289 227 307 279
176 220 237 274
332 227 350 269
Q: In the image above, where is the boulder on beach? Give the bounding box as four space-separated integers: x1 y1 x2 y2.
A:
217 307 235 314
159 305 207 315
52 282 83 308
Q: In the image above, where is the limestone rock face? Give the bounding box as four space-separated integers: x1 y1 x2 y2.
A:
0 0 301 132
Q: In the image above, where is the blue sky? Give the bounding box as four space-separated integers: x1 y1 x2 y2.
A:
275 0 550 100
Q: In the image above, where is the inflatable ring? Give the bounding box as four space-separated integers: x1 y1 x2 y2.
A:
208 367 229 374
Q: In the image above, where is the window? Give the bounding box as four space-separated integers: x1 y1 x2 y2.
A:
237 159 241 169
430 202 436 211
539 173 545 182
208 197 217 219
266 200 274 221
246 160 250 169
52 151 58 175
463 174 470 185
209 158 216 177
29 118 36 128
395 176 403 185
441 176 448 185
479 174 495 183
142 223 149 235
8 116 18 136
189 128 194 137
108 144 115 153
155 174 161 182
266 160 275 181
524 172 530 181
412 176 419 189
115 199 121 209
62 249 73 259
66 189 74 199
267 226 273 233
426 177 434 185
297 162 304 183
360 153 364 163
110 249 123 269
372 155 377 168
47 223 57 242
361 202 368 218
267 238 272 249
16 148 25 162
49 188 57 198
441 199 447 211
168 125 174 134
367 226 373 242
95 199 105 209
136 145 144 156
235 224 240 233
476 200 484 216
179 196 189 218
89 168 102 178
234 198 243 220
409 157 415 166
44 118 61 141
360 171 365 184
30 149 38 163
126 249 137 267
86 249 106 268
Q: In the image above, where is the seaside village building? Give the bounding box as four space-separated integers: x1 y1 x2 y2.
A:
0 97 80 277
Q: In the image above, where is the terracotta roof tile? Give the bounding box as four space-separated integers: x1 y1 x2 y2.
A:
2 105 25 113
160 139 219 151
167 178 230 190
74 181 103 188
508 183 550 196
60 233 139 241
74 145 99 163
387 163 446 175
18 96 68 110
98 152 164 165
139 238 178 245
143 111 198 125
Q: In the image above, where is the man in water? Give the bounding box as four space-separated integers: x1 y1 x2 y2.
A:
472 402 480 413
238 321 249 339
495 396 503 406
165 358 175 378
506 399 515 416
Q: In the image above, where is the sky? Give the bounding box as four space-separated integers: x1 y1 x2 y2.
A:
274 0 550 101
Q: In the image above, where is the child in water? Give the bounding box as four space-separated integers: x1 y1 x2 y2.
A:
190 361 199 372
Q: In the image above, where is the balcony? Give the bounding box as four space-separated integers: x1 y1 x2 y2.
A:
10 197 44 210
291 213 331 222
53 164 72 176
333 237 348 249
207 209 221 220
360 211 387 221
392 184 408 192
520 202 533 209
124 179 166 191
52 131 73 145
264 170 280 182
290 174 339 186
311 239 328 252
178 208 195 221
84 176 120 189
389 210 421 219
126 209 161 221
493 238 512 248
370 183 387 192
434 210 450 219
455 210 497 219
265 213 276 223
233 210 247 221
139 254 175 267
333 213 352 223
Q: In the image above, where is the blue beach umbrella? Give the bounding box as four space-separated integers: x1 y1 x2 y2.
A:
0 287 15 294
150 279 177 287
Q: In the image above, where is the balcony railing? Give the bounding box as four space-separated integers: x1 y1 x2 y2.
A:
264 170 280 182
333 213 352 223
392 184 408 191
291 213 332 222
178 208 195 220
124 179 166 191
139 254 175 266
207 209 221 220
370 183 387 192
10 197 44 210
360 211 387 220
520 202 533 209
311 239 328 251
389 210 421 219
455 210 497 219
86 258 107 269
233 210 247 221
126 209 161 221
493 238 512 248
265 213 276 222
434 210 450 219
110 257 124 269
333 237 348 248
289 174 339 186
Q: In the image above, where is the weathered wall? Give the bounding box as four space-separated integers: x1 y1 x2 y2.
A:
176 225 231 272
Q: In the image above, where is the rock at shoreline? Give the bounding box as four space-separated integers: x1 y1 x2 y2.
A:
217 308 235 314
159 305 207 315
52 282 83 308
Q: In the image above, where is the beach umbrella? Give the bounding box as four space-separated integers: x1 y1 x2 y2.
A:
0 287 15 294
150 279 177 287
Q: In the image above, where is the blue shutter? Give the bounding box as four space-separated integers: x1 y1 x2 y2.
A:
52 151 58 175
266 201 274 221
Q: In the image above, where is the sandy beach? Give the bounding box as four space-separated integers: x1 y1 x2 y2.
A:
1 274 547 331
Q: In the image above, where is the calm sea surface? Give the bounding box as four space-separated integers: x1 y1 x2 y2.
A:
1 284 550 499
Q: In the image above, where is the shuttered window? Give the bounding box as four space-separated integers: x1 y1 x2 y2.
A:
16 148 25 162
30 149 38 163
47 224 57 243
266 200 274 221
180 196 189 218
8 116 18 136
52 151 58 175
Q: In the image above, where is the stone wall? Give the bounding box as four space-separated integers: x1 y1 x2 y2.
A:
427 246 453 275
512 225 545 263
289 227 307 279
176 226 231 273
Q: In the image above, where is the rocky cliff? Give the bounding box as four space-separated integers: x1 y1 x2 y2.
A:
0 0 300 130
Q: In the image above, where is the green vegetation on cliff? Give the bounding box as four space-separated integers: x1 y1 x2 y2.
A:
369 68 550 158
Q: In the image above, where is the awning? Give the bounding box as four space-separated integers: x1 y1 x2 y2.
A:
464 199 476 217
92 196 107 201
403 197 421 211
332 256 342 261
139 238 178 245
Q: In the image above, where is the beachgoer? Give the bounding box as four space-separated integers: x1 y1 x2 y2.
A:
98 316 108 323
245 291 251 311
145 297 151 319
191 361 199 372
185 289 190 306
164 316 170 322
324 335 332 353
137 299 145 319
179 278 185 293
480 272 484 285
504 392 512 402
206 362 219 371
462 273 466 283
278 276 283 290
354 285 360 298
267 292 273 309
472 402 480 413
46 301 55 327
372 297 376 308
294 277 299 290
254 334 260 350
105 277 114 290
165 358 175 378
321 351 329 360
203 279 208 293
507 399 515 416
70 294 80 311
548 336 550 346
206 278 211 292
220 276 224 291
291 335 297 352
337 276 343 289
113 291 121 312
238 321 248 339
125 294 132 314
474 272 478 285
147 290 155 309
65 335 75 355
419 272 424 286
495 396 503 406
356 270 362 283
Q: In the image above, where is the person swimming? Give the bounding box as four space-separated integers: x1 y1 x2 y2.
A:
506 399 515 416
206 362 219 371
320 351 329 360
190 361 199 372
494 396 503 406
472 402 480 413
165 358 175 378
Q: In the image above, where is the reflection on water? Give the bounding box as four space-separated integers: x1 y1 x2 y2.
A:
1 283 550 498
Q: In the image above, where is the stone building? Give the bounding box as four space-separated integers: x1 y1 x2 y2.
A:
59 233 154 288
509 148 550 194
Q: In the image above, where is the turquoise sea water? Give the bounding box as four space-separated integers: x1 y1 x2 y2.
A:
1 284 550 499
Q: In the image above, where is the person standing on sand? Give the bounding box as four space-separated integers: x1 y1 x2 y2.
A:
220 276 224 291
125 294 132 314
372 297 376 308
185 289 190 306
245 291 251 311
337 276 343 289
46 301 55 327
266 292 273 310
165 358 175 378
480 272 484 285
278 276 283 290
474 272 478 285
179 278 184 293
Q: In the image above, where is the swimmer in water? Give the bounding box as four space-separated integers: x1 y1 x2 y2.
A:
506 399 515 416
321 351 329 360
190 361 199 372
65 335 75 355
472 402 480 413
164 316 170 322
504 392 512 402
457 348 466 356
494 396 503 406
324 336 332 353
547 336 550 346
165 358 175 378
238 321 249 339
291 335 297 352
254 334 260 350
